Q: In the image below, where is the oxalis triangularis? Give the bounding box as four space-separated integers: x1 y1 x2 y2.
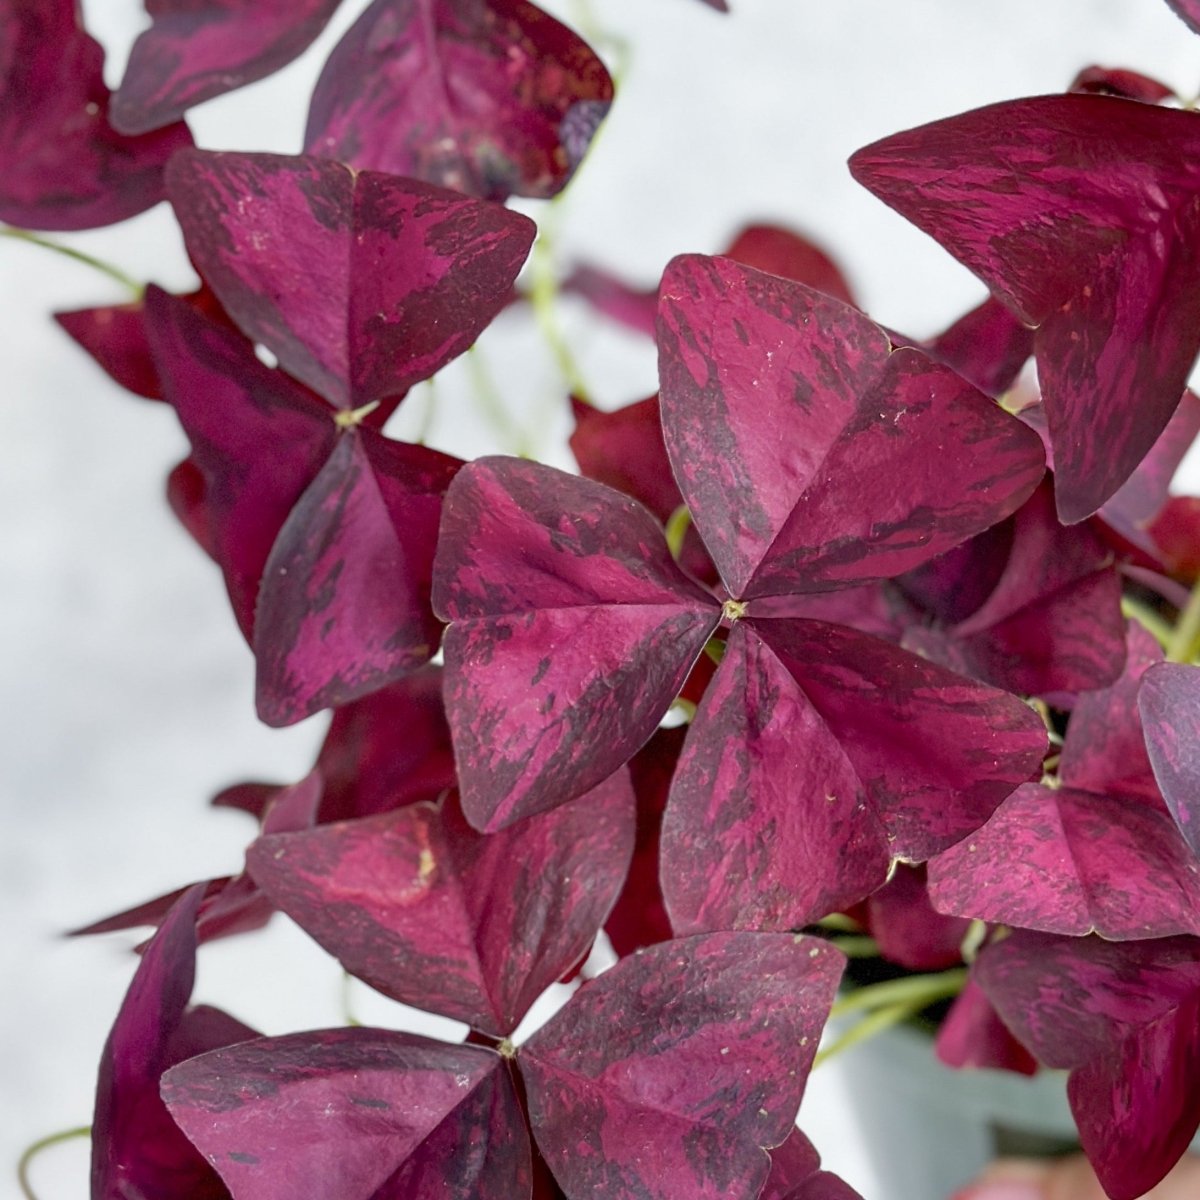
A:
11 2 1200 1199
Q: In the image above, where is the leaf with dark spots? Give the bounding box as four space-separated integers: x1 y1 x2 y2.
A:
934 977 1038 1076
657 255 1044 598
975 931 1200 1200
662 623 889 935
1141 661 1200 856
93 886 257 1200
433 457 720 829
253 427 460 727
520 932 844 1200
167 150 536 409
111 0 343 134
162 1028 529 1200
760 1127 864 1200
304 0 613 202
143 285 336 642
748 617 1047 861
849 94 1200 522
248 775 633 1036
927 782 1200 938
0 0 192 229
1060 621 1163 804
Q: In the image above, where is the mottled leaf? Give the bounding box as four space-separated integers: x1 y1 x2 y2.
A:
927 782 1200 938
433 456 720 831
162 1028 529 1200
657 254 1045 598
167 150 535 408
520 932 844 1200
1141 661 1200 856
111 0 343 134
850 94 1200 522
976 930 1200 1200
0 0 192 229
305 0 612 201
248 774 634 1037
253 426 460 726
93 886 256 1200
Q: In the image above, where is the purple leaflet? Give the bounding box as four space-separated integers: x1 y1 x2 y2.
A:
1070 65 1177 104
934 977 1038 1076
662 618 1047 933
849 94 1200 523
0 0 192 230
1060 621 1164 805
111 0 343 135
1141 661 1200 856
253 425 460 726
167 150 536 409
864 864 971 972
247 774 634 1037
520 932 844 1200
657 254 1045 599
433 456 720 831
305 0 613 202
93 885 256 1200
162 1028 529 1200
760 1128 863 1200
927 782 1200 938
923 296 1034 399
976 930 1200 1200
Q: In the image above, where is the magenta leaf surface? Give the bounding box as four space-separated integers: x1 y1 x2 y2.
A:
111 0 343 134
167 151 535 409
253 426 460 726
927 781 1200 938
433 456 720 831
865 864 971 972
657 254 1045 598
850 94 1200 523
0 0 192 230
93 885 257 1200
935 977 1038 1076
248 773 634 1037
976 931 1200 1200
924 296 1033 399
520 932 844 1200
760 1129 863 1200
162 1028 529 1199
305 0 613 201
663 618 1046 933
1141 662 1200 856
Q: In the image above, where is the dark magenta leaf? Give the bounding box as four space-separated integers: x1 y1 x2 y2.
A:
305 0 613 202
864 864 971 972
934 977 1038 1076
924 296 1033 399
143 285 336 641
663 618 1046 932
247 773 634 1037
976 931 1200 1200
111 0 343 134
927 781 1200 938
433 456 720 831
1141 661 1200 856
1060 621 1164 804
1070 65 1177 104
520 932 844 1200
93 885 256 1200
162 1028 530 1199
850 94 1200 523
657 254 1045 598
0 0 192 229
892 520 1013 627
167 150 536 409
760 1128 863 1200
253 426 460 726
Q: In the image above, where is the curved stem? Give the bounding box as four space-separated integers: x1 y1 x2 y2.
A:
824 935 881 958
828 967 968 1020
2 227 142 298
664 504 692 561
1168 577 1200 663
530 219 591 405
1121 596 1173 652
17 1124 90 1200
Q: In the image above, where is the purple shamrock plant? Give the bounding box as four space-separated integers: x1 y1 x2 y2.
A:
14 3 1200 1200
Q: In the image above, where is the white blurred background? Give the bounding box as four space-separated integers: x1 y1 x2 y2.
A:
7 1 1200 1196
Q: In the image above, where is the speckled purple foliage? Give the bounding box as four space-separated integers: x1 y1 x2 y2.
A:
1141 661 1200 855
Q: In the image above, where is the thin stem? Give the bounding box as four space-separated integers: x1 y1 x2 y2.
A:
813 913 865 934
825 935 881 958
1121 596 1173 651
828 967 968 1020
341 971 362 1028
702 637 726 667
664 504 692 562
2 227 142 297
466 345 530 456
815 1000 927 1068
1168 577 1200 663
17 1124 90 1200
530 220 591 405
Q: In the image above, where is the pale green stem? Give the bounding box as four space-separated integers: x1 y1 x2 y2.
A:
815 1001 927 1068
814 913 865 934
2 227 142 297
828 967 968 1020
703 637 726 667
413 377 438 446
1167 577 1200 663
825 935 881 958
466 345 531 457
1121 596 1173 652
17 1124 90 1200
664 504 693 561
341 971 362 1028
530 220 591 405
